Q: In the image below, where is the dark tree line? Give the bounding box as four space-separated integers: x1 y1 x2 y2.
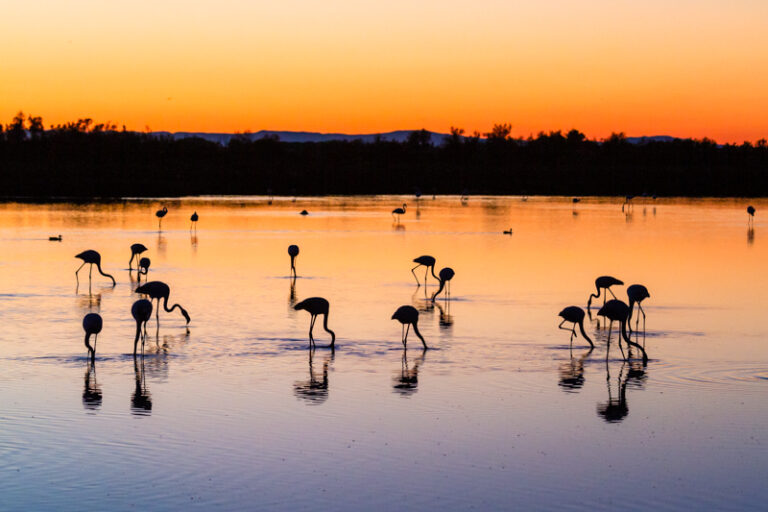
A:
1 112 767 198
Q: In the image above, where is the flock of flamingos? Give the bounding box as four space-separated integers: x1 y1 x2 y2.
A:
73 201 760 367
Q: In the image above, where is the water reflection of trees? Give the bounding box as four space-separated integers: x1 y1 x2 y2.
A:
293 349 333 405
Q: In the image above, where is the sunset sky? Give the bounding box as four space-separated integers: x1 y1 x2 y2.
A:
2 0 768 142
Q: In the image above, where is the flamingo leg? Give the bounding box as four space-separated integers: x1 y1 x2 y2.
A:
608 288 618 299
309 315 316 346
401 324 405 345
89 264 93 280
606 321 612 360
424 268 428 287
411 265 422 286
75 262 85 283
405 324 410 344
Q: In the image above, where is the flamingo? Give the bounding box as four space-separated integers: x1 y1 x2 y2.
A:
134 281 191 328
294 297 335 348
75 250 116 286
391 203 407 222
597 299 648 364
129 243 147 271
288 245 299 277
557 306 594 348
190 211 198 230
391 305 428 349
587 275 623 311
747 205 755 225
622 195 634 212
411 255 438 286
627 284 650 332
138 257 151 277
131 299 153 355
431 267 455 302
155 206 168 229
82 313 103 360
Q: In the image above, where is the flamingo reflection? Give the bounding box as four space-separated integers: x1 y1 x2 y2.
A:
82 360 102 411
558 347 593 392
392 348 427 397
293 348 333 405
131 356 152 416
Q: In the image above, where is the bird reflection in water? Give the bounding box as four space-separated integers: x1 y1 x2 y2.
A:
82 360 102 412
392 348 426 397
293 348 333 405
288 275 297 307
156 232 167 257
748 227 755 245
558 347 593 392
131 355 152 416
191 232 198 252
434 300 453 329
597 360 630 423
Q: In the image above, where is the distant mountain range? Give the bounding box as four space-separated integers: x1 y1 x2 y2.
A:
152 130 679 146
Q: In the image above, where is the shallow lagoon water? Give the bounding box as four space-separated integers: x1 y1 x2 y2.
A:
0 196 766 511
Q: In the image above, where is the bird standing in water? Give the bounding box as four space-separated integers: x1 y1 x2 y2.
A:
135 281 191 329
75 250 116 286
431 267 455 302
392 203 407 222
411 255 438 287
155 206 168 230
747 205 755 226
288 245 299 277
294 297 336 349
391 305 428 349
597 299 648 365
587 275 623 311
129 243 147 271
82 313 103 360
190 211 198 231
138 257 151 278
626 284 650 332
558 306 594 348
131 299 153 355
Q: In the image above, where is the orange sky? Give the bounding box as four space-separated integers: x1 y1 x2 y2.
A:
2 0 768 142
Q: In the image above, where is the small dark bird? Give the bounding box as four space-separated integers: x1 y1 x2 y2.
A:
587 275 623 311
129 243 147 271
135 281 190 327
391 203 407 221
431 267 455 302
747 205 755 225
391 305 427 349
155 206 168 229
288 245 299 277
622 195 634 212
75 250 116 286
626 284 650 331
190 211 199 230
138 257 151 277
131 299 153 355
558 306 593 347
572 198 581 203
49 235 62 241
411 255 438 286
294 297 335 349
597 300 648 364
82 313 103 360
300 210 309 216
503 228 513 235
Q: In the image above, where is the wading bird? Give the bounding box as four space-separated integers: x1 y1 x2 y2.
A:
75 250 116 286
190 211 198 230
627 284 650 332
294 297 336 349
49 235 62 241
587 275 623 311
391 305 428 349
597 299 648 364
83 313 103 360
622 196 634 212
129 243 147 271
392 203 407 222
503 228 513 235
135 281 191 328
558 306 594 348
288 245 299 277
300 210 309 216
138 257 150 277
431 267 455 302
131 299 153 355
411 255 438 286
155 206 168 229
747 205 755 225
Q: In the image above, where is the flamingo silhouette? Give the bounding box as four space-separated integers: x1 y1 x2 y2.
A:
557 306 594 348
155 206 168 230
131 356 152 415
190 211 198 231
134 281 191 328
597 299 648 364
393 348 426 396
129 243 147 271
75 250 116 286
431 267 455 302
503 228 513 235
294 297 335 348
391 305 428 349
83 313 103 360
597 360 630 423
82 360 102 410
622 195 634 212
411 255 438 286
587 275 623 311
626 284 650 332
747 205 755 226
138 257 151 278
558 347 593 391
131 299 153 355
288 245 299 277
293 348 333 404
392 203 407 222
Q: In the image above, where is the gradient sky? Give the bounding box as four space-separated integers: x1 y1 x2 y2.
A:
2 0 768 142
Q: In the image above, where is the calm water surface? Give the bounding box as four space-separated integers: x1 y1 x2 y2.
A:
0 196 766 511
